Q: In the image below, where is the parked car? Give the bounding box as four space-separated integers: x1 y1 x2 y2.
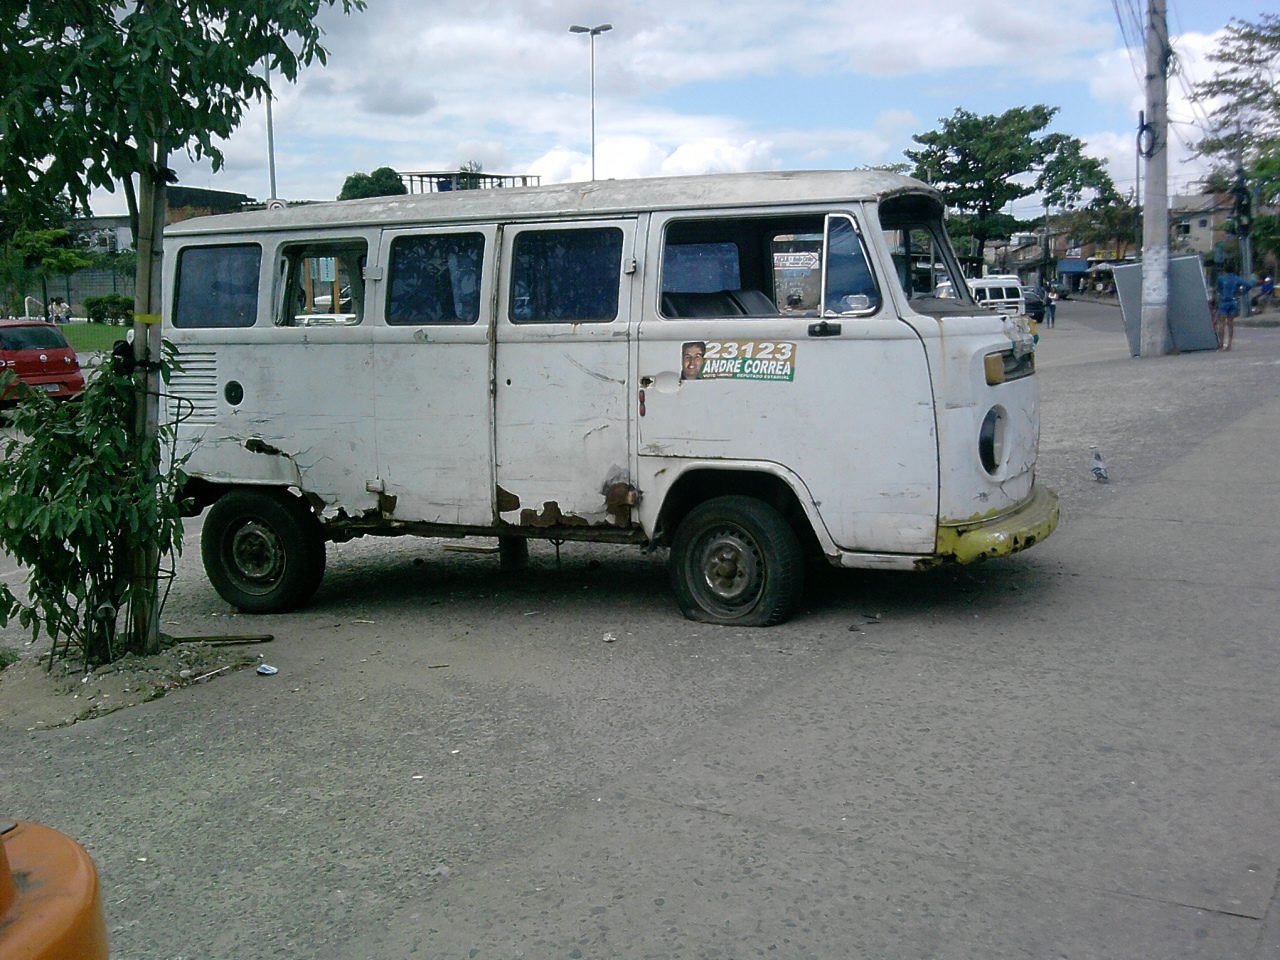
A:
1021 285 1047 322
0 320 86 405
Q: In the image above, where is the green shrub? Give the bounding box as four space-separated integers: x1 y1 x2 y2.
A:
83 293 134 325
0 346 186 668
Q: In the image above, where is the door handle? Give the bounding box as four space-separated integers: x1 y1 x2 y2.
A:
807 320 842 337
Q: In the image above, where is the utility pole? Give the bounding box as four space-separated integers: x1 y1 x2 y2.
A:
1139 0 1172 356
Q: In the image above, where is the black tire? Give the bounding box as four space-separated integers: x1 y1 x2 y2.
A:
668 495 804 626
201 488 326 613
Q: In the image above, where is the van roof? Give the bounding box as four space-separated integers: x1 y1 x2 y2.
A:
166 170 940 237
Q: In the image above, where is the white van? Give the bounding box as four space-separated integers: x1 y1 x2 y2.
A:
969 275 1026 317
163 171 1058 626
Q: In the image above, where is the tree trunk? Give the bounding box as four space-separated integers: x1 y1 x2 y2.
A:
128 137 168 655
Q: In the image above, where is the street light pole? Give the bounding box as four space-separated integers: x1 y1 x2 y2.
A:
264 59 278 200
569 23 612 180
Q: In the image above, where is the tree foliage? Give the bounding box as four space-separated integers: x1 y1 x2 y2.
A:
13 228 93 295
1193 14 1280 165
337 166 407 200
1059 193 1142 261
1251 139 1280 206
455 159 484 191
0 1 364 660
905 105 1115 255
0 1 366 234
0 192 77 314
0 350 187 668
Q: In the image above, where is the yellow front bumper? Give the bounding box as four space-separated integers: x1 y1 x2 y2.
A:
932 484 1060 565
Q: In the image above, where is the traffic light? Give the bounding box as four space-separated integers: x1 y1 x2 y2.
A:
1233 167 1252 238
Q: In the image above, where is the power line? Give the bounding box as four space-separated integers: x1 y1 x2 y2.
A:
1111 0 1147 93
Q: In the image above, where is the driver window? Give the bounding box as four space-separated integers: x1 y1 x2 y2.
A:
823 215 880 316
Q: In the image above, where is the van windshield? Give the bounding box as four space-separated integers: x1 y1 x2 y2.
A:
876 194 975 316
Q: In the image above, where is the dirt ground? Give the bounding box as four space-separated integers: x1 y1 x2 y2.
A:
0 640 260 731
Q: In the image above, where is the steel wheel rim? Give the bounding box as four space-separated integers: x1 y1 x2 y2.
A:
692 525 764 616
228 519 285 592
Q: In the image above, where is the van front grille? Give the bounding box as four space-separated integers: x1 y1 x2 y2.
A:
167 350 218 424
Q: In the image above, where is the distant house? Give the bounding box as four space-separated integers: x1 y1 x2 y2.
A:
70 186 259 253
73 215 133 254
1169 192 1233 260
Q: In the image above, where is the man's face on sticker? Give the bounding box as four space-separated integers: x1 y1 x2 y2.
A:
682 343 705 380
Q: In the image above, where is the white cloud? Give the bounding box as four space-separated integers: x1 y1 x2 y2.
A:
83 0 1254 217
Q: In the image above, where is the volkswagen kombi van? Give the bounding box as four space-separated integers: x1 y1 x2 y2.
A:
163 171 1058 626
968 275 1026 317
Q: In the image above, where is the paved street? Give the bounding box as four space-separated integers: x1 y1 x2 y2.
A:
3 298 1279 959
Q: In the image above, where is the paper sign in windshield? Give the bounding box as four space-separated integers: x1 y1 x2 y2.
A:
681 340 796 382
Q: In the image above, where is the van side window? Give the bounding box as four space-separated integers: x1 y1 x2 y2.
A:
386 233 485 325
663 243 741 292
823 215 880 316
174 244 261 328
510 227 622 323
278 240 368 327
660 214 843 318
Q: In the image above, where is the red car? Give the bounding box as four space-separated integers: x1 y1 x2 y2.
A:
0 320 86 405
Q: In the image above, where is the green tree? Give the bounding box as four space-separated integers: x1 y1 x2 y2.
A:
1249 139 1280 210
12 228 93 315
1037 136 1118 210
456 159 484 190
338 166 407 200
1060 192 1142 261
0 191 76 315
1193 14 1280 165
0 0 365 658
906 105 1114 258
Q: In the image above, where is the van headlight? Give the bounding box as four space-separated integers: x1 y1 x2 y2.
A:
979 406 1006 475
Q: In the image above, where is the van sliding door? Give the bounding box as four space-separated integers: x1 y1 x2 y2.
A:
373 225 497 525
493 219 637 529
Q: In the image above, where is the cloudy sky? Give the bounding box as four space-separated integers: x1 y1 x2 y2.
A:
92 0 1262 220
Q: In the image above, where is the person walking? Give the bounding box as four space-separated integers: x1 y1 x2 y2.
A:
1045 288 1057 328
1214 266 1251 351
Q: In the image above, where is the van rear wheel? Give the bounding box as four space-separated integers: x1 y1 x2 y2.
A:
669 495 803 626
202 489 326 613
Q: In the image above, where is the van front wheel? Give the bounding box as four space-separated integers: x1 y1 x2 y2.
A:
669 496 803 626
202 489 326 613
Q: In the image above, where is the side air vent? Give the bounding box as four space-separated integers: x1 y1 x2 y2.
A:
167 350 219 423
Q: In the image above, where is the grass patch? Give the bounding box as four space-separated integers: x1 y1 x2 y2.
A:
62 323 131 354
0 647 18 671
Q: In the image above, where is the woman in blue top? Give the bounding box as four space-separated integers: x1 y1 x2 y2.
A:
1214 268 1251 351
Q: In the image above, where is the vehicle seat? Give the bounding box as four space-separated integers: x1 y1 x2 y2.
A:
726 289 778 316
661 289 777 318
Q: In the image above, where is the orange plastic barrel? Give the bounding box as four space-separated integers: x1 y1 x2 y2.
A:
0 819 109 960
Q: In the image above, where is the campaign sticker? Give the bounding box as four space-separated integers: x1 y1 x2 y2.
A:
681 340 796 382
